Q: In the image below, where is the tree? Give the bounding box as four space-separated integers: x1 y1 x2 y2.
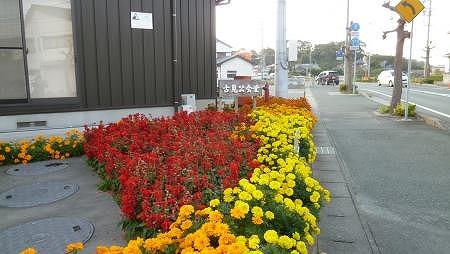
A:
261 48 275 66
382 2 410 113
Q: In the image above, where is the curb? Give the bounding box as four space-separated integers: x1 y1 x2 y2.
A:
359 90 446 131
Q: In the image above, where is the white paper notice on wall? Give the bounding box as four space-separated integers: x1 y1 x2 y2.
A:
130 12 153 30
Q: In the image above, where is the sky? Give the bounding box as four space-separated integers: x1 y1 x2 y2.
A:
216 0 450 67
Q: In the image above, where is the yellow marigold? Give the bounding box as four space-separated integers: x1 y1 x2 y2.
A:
251 206 264 217
264 230 279 244
179 205 195 217
248 235 260 250
208 210 223 223
181 219 193 230
209 199 220 208
65 242 84 253
5 146 11 153
218 233 236 245
264 211 275 220
251 190 264 200
19 248 36 254
193 232 210 250
230 207 246 219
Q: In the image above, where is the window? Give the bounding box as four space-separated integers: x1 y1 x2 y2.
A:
227 70 237 79
0 0 77 103
23 0 76 98
0 0 27 101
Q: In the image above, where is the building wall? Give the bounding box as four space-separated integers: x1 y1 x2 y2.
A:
1 0 217 116
74 0 217 109
217 57 253 80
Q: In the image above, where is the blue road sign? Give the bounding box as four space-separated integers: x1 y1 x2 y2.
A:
351 22 360 31
351 38 360 47
336 50 344 57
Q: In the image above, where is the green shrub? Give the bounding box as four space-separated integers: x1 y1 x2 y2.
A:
420 78 434 84
378 105 390 114
339 84 347 93
394 103 416 117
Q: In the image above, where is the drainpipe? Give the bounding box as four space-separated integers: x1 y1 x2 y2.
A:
171 0 179 113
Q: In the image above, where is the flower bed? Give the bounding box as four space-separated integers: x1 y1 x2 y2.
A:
0 130 84 166
77 97 330 254
84 111 261 237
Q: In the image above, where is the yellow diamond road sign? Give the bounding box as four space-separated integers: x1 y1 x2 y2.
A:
395 0 425 23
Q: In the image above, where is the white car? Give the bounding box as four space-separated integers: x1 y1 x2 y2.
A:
377 70 408 87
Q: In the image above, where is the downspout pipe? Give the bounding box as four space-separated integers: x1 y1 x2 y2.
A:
171 0 179 113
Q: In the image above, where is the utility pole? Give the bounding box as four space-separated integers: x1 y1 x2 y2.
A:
344 0 353 92
309 45 312 77
424 0 432 78
260 22 266 80
275 0 288 98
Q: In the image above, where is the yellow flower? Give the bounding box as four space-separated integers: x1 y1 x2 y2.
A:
248 235 260 250
65 242 84 253
19 248 36 254
5 146 11 153
230 207 246 219
251 190 264 200
264 211 275 220
264 230 279 244
251 206 264 217
209 199 220 208
181 219 193 230
193 232 210 250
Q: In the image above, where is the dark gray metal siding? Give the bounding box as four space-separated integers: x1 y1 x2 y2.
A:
73 0 216 109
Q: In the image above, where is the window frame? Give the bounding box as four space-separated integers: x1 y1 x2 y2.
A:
0 0 80 107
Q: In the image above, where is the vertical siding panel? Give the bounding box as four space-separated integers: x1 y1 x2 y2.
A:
153 0 166 105
131 0 146 105
80 0 99 107
203 0 212 98
94 0 111 106
180 0 190 94
188 0 198 94
119 0 134 106
173 0 183 101
211 0 217 98
196 0 205 98
72 1 87 106
142 0 156 105
164 0 173 104
107 0 123 106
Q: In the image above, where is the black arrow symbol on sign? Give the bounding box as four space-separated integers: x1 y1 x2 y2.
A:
401 1 416 15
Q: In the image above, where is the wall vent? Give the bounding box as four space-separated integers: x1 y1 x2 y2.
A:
17 121 47 128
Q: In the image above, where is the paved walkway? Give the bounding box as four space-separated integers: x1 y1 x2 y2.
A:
0 157 124 253
307 86 450 253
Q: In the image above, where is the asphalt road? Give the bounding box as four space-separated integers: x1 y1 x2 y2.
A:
309 86 450 253
358 83 450 119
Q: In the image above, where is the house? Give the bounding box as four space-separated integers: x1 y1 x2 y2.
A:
217 55 254 80
0 0 217 137
216 39 233 58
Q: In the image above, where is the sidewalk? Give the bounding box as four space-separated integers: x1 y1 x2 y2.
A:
306 86 450 253
304 89 377 254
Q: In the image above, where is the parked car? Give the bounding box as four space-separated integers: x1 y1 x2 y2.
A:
377 70 408 87
315 71 339 85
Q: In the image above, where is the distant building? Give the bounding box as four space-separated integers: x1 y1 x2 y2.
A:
216 39 233 58
217 55 254 80
432 65 446 74
445 53 450 73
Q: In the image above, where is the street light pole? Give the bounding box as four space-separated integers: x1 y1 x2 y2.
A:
275 0 288 98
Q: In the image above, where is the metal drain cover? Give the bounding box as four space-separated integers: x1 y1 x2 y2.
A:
6 161 69 176
0 182 79 208
0 217 94 254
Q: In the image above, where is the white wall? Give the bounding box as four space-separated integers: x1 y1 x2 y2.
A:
216 40 232 55
217 57 254 80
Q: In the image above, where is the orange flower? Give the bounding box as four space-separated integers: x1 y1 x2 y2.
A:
251 216 263 225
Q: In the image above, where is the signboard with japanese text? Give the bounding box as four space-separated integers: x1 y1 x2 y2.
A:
131 12 153 29
218 80 264 98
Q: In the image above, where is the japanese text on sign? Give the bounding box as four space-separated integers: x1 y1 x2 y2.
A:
218 80 264 98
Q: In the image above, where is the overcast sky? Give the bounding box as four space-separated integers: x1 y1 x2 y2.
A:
216 0 450 66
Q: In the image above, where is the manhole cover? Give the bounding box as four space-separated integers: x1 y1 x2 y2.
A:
0 217 94 254
5 161 69 176
0 182 79 208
